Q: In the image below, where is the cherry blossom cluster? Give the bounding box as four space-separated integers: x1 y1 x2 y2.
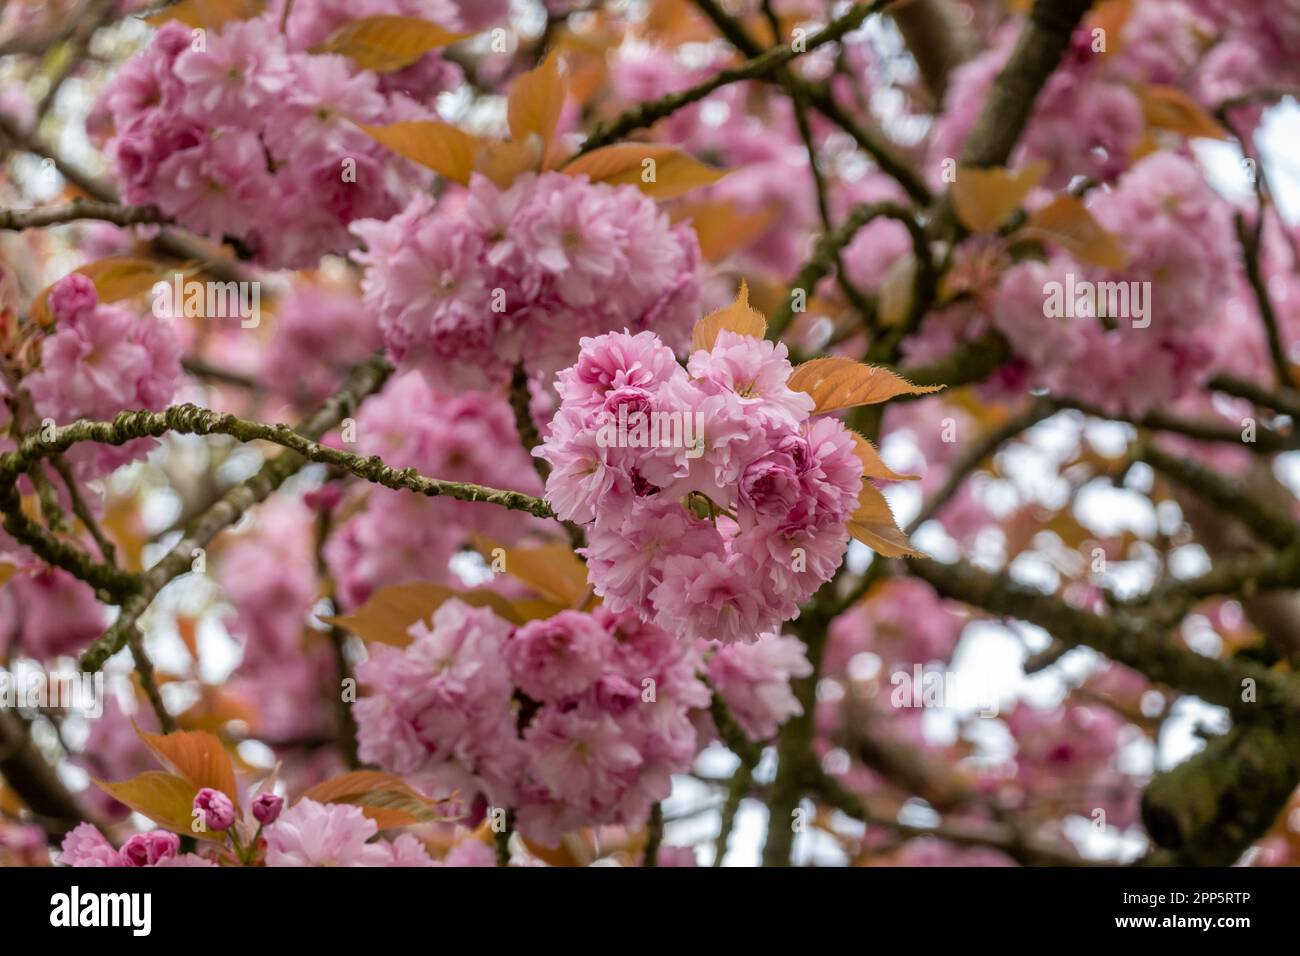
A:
990 152 1235 415
353 599 709 847
537 329 863 644
24 273 181 476
1186 0 1300 107
351 173 703 391
263 799 493 867
57 797 497 867
94 17 433 268
928 7 1212 191
58 825 210 867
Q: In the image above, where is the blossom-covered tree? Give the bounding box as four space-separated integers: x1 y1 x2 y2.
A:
0 0 1299 870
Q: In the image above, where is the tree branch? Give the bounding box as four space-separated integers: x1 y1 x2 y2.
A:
580 1 886 155
0 199 168 230
906 556 1300 719
79 354 394 672
690 0 932 205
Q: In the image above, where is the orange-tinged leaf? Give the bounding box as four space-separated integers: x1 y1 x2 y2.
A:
94 772 223 841
0 784 22 817
356 120 482 185
850 432 919 482
311 16 472 72
471 537 589 608
302 771 455 827
512 597 571 621
672 201 777 263
31 257 174 325
137 729 239 806
143 0 264 29
324 582 522 646
473 135 544 189
1022 195 1129 270
643 0 714 43
562 143 727 200
788 357 944 414
951 161 1048 233
690 279 766 353
1087 0 1133 58
1140 84 1228 140
847 481 922 558
508 51 566 167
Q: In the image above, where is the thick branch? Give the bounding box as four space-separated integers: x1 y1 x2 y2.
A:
1139 442 1300 550
1211 373 1300 420
1142 718 1300 866
0 199 167 230
1056 397 1293 454
929 0 1094 237
0 709 88 841
811 768 1094 866
907 556 1300 719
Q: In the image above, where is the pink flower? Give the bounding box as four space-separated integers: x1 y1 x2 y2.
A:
97 12 426 268
688 330 814 427
536 410 631 525
218 498 317 667
27 274 180 443
264 799 391 867
540 325 864 645
155 853 219 867
556 330 686 414
709 635 813 739
152 130 275 239
354 174 701 391
354 596 705 847
174 19 292 124
46 273 98 324
58 823 122 867
353 600 518 794
193 788 236 831
652 551 771 645
524 704 643 808
738 448 803 524
252 792 285 825
385 833 437 867
441 839 496 867
119 830 180 867
583 497 722 617
506 611 612 702
260 285 384 406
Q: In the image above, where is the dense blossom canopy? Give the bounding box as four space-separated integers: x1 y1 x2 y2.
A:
0 0 1298 871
